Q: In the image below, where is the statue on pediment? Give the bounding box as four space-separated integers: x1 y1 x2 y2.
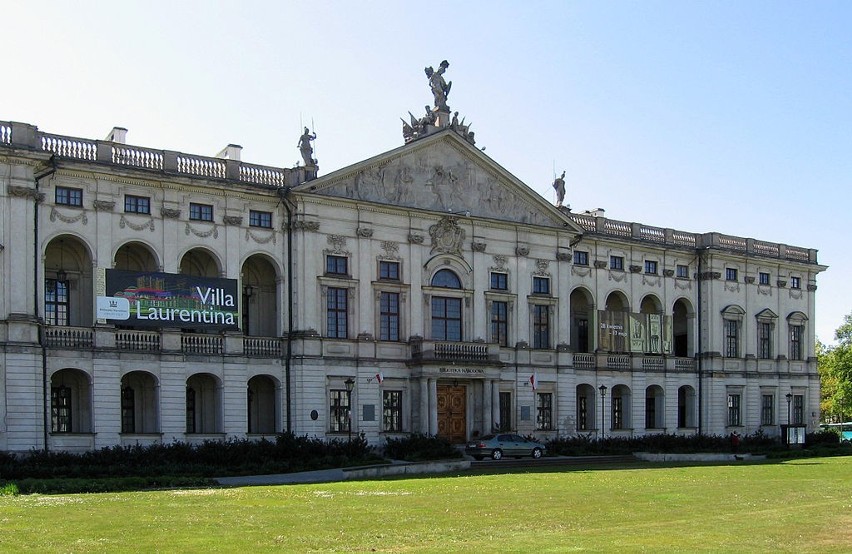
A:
553 171 566 207
425 60 451 111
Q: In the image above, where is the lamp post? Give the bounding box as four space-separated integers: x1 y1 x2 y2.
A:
785 392 793 447
599 384 608 440
344 377 355 442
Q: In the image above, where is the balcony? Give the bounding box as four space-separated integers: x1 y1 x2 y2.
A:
42 326 285 358
410 339 501 364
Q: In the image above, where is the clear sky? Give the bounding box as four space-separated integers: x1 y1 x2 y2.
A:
4 1 850 343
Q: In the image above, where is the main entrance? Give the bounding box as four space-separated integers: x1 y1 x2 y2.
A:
437 384 466 443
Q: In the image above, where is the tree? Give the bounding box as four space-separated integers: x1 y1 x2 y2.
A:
818 313 852 422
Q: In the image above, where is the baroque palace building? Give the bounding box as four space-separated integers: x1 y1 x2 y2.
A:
0 75 826 453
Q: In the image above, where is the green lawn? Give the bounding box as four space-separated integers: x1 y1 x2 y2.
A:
2 456 851 552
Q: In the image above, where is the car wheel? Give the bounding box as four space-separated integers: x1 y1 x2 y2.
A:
473 456 483 461
491 449 503 460
532 448 543 459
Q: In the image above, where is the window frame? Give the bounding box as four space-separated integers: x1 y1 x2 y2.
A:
757 321 773 359
532 276 550 295
536 392 553 431
532 304 551 349
382 390 403 432
726 268 738 282
379 291 400 342
676 264 689 279
329 389 351 433
644 260 658 275
121 386 136 434
326 286 349 339
610 256 624 271
51 385 72 433
573 250 589 266
55 186 83 207
189 202 213 222
490 272 508 291
490 299 509 347
790 276 801 289
326 255 349 276
759 272 771 286
124 194 151 215
379 260 400 281
761 393 774 426
249 209 273 229
727 393 742 427
44 278 70 326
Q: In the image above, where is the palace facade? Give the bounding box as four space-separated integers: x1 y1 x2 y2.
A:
0 113 825 453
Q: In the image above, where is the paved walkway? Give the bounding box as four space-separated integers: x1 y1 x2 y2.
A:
215 467 348 487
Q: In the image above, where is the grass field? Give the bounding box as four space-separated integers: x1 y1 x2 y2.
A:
1 456 851 552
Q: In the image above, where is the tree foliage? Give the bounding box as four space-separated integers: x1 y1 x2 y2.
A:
818 313 852 422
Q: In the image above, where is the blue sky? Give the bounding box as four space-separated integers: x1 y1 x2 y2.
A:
4 1 850 343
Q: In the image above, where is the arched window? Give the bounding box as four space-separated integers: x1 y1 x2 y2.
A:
432 269 462 289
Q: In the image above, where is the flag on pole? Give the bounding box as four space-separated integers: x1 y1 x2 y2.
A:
375 372 384 384
529 372 538 391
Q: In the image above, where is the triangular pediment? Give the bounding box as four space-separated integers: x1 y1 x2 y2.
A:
294 130 581 231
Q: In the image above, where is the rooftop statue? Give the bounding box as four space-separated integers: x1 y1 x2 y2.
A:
298 127 317 167
553 171 566 207
425 60 452 112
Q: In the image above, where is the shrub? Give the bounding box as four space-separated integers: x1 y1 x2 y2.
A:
384 434 463 461
0 482 19 496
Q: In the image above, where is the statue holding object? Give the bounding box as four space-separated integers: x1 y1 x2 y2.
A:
425 60 452 112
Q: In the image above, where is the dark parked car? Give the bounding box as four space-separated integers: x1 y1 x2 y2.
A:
465 433 546 460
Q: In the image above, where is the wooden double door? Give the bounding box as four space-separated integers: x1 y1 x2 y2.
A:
437 384 467 443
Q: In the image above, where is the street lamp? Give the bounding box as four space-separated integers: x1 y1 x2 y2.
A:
344 377 355 442
786 393 793 425
599 384 608 440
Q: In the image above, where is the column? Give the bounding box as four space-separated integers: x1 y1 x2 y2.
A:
483 380 492 433
492 380 500 431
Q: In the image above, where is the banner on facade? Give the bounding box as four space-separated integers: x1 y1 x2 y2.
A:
95 268 240 330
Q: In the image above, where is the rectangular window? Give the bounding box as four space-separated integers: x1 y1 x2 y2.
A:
383 390 402 432
499 392 512 432
532 276 550 295
379 261 400 281
577 395 588 430
189 202 213 221
676 264 689 279
491 300 508 347
726 268 738 281
573 251 589 266
431 297 462 341
45 279 70 326
326 255 348 275
644 260 658 275
124 194 150 214
532 304 550 349
791 276 801 289
761 394 774 426
55 186 82 207
326 287 348 338
121 387 136 434
790 325 803 361
612 396 624 429
759 272 770 286
610 256 624 271
727 394 741 427
536 393 553 431
758 322 772 359
51 386 72 433
792 395 804 425
379 291 400 341
724 320 739 358
490 272 508 290
645 395 657 429
329 389 350 432
249 210 272 228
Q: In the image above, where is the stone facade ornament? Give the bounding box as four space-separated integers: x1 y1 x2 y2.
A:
161 208 181 219
223 215 243 226
50 207 87 225
93 200 115 211
119 215 155 232
298 127 317 167
7 185 44 202
292 221 320 231
534 259 550 275
327 235 347 254
663 269 675 277
429 217 465 256
744 276 755 284
246 229 276 244
556 252 572 262
425 60 451 112
593 260 607 269
356 227 374 238
408 233 424 244
777 279 787 288
471 241 486 253
380 241 400 259
492 255 507 270
515 245 529 257
185 222 218 238
629 265 642 273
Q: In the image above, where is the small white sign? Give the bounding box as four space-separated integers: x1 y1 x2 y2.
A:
96 296 130 320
